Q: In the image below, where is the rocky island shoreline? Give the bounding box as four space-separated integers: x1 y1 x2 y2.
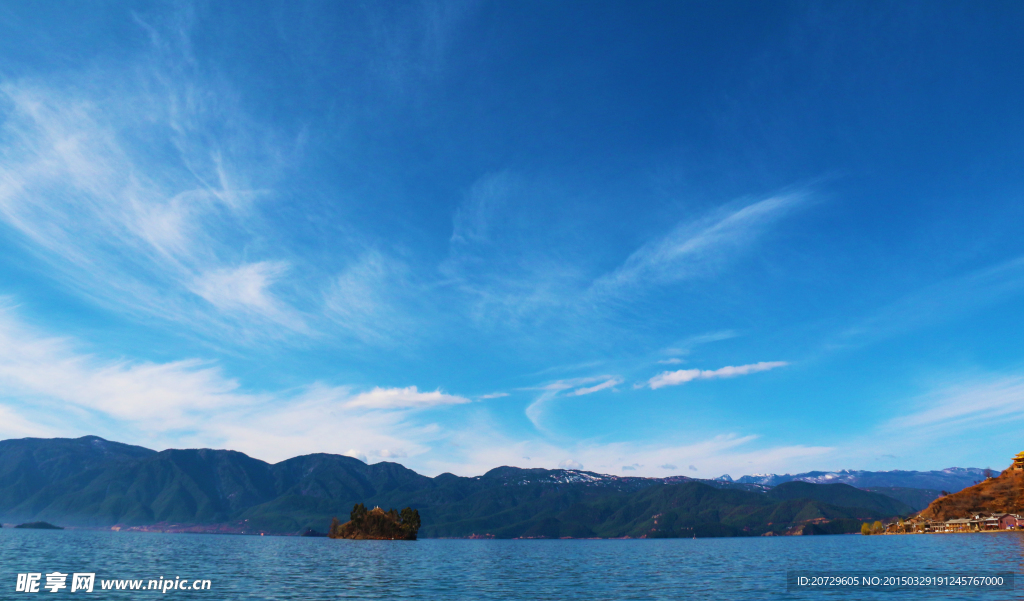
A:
329 504 421 540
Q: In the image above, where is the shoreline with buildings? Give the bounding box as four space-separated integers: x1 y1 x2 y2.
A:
881 452 1024 535
887 513 1023 534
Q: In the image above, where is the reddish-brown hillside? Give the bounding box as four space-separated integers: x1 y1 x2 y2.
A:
916 467 1024 521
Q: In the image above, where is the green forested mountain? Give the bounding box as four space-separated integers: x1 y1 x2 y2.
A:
860 487 943 511
411 477 903 538
0 436 913 537
766 481 913 515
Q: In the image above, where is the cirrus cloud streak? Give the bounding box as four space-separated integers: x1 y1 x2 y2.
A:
647 361 788 389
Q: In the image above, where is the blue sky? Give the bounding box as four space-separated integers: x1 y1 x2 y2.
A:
0 1 1022 477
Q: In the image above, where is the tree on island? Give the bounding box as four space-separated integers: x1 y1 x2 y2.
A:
400 507 421 531
329 504 421 540
351 503 368 522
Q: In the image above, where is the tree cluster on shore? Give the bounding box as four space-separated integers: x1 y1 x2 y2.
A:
329 504 421 540
860 521 884 535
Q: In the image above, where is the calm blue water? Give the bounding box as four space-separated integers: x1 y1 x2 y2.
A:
2 529 1023 599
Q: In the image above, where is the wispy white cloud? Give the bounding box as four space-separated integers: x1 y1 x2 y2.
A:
358 0 479 93
0 301 835 476
450 171 513 245
346 386 471 410
647 361 788 389
324 251 421 344
442 182 808 340
525 375 622 432
420 424 833 479
191 261 308 332
0 304 465 463
433 188 808 355
479 392 509 399
592 194 806 295
657 358 685 365
378 449 408 458
885 375 1024 433
0 404 59 441
441 171 595 332
667 330 740 354
567 377 623 396
208 384 443 464
801 372 1024 473
344 450 369 463
0 305 258 428
0 29 307 341
836 256 1024 350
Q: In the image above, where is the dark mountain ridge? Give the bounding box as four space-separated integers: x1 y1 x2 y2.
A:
766 482 912 516
0 436 919 537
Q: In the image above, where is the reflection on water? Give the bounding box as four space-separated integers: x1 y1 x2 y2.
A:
2 528 1023 599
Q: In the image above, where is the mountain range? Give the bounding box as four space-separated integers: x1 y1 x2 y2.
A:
732 468 987 491
0 436 975 537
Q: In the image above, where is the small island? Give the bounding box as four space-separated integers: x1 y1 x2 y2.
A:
329 503 420 540
15 522 63 530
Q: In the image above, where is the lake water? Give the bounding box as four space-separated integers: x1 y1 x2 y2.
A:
2 528 1023 599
